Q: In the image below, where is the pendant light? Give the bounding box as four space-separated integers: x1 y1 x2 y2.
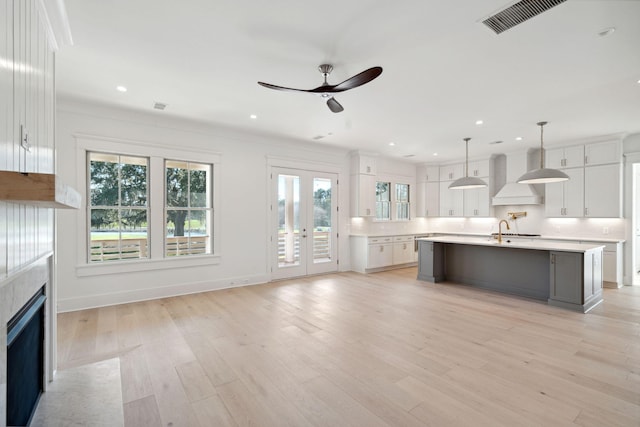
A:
517 121 569 184
448 138 487 190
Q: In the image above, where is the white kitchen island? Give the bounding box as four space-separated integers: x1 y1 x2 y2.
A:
417 236 604 313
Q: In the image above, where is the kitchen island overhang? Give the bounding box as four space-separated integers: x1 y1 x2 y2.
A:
417 236 604 313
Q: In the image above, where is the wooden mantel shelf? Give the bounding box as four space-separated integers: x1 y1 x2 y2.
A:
0 171 81 209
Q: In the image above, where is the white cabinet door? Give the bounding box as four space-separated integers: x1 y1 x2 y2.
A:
425 182 439 217
584 164 621 218
545 147 565 170
545 180 565 217
439 163 464 181
415 181 427 217
563 146 585 169
350 174 376 217
393 238 414 265
584 140 621 166
544 168 583 217
463 176 491 217
545 146 584 169
439 181 463 216
352 154 376 175
426 166 439 182
468 159 490 178
367 243 393 268
603 251 616 283
564 167 584 217
463 186 490 217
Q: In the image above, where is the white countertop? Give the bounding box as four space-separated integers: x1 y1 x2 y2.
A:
350 232 624 244
417 235 605 253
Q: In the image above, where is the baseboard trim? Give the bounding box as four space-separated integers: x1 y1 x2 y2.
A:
56 274 270 312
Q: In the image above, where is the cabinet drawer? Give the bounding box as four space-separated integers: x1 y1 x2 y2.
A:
369 237 393 244
393 236 414 242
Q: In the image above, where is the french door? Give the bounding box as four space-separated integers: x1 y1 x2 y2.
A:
271 167 338 280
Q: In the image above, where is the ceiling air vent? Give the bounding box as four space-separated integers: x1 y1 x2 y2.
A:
482 0 567 34
153 102 167 110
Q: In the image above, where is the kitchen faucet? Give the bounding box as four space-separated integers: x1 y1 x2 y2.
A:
498 219 510 244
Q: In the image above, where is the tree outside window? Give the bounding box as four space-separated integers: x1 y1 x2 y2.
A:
396 183 410 220
376 181 391 220
89 152 149 262
166 161 213 256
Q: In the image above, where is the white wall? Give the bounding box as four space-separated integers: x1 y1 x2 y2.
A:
56 98 352 311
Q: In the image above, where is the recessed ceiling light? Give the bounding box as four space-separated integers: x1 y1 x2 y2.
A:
250 114 257 119
388 142 395 146
116 85 127 93
515 136 523 141
598 27 616 37
475 120 483 125
433 153 438 156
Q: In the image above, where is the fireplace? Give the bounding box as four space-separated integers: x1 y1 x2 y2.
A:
6 288 46 427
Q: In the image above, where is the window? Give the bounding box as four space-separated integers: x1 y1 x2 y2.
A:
375 181 391 220
396 183 410 220
165 161 213 256
89 153 149 262
87 149 215 264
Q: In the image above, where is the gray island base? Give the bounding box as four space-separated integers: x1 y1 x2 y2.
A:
417 236 604 313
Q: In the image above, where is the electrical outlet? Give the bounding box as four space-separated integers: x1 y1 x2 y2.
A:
603 227 609 235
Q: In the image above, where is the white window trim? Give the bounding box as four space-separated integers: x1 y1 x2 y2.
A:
373 173 415 222
75 133 221 276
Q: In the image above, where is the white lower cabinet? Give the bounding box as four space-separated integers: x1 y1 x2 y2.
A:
350 235 417 273
367 238 393 269
393 236 414 265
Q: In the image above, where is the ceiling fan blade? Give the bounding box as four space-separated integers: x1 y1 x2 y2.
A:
332 66 383 91
326 97 344 113
257 81 311 93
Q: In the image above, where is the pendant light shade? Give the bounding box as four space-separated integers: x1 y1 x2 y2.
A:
449 138 488 190
517 121 569 184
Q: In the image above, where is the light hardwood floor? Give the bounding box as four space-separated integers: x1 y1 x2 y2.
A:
57 268 640 426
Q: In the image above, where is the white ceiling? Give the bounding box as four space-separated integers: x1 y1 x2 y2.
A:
56 0 640 162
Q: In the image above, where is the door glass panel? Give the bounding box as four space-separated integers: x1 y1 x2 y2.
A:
278 174 300 267
313 177 332 264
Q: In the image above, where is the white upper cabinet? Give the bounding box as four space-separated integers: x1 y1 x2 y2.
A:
545 145 584 169
416 181 439 217
351 154 377 175
584 140 621 166
467 159 490 178
350 173 375 217
544 168 584 217
417 165 439 183
463 185 491 217
439 163 464 182
584 163 622 218
439 181 463 217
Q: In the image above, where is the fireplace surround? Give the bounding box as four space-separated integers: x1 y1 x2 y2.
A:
0 255 54 427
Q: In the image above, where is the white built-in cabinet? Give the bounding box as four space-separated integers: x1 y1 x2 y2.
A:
416 165 439 217
584 164 622 217
439 164 464 182
545 145 584 169
417 159 492 218
439 181 464 217
350 154 377 217
350 235 417 273
545 140 622 218
463 186 491 217
544 168 584 217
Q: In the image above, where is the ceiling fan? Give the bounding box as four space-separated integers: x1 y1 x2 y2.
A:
258 64 383 113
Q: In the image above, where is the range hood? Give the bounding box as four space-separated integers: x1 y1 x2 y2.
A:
0 171 81 209
492 151 542 206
